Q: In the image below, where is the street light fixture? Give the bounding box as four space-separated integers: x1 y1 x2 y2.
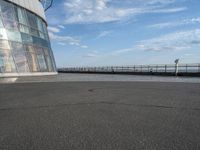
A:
39 0 54 11
175 59 179 76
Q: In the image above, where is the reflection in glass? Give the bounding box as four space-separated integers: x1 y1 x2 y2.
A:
3 19 18 30
0 28 8 40
0 0 56 74
34 47 47 71
19 24 29 34
26 11 38 29
0 50 16 73
0 40 10 49
1 1 16 21
10 41 29 72
44 48 53 71
16 7 28 25
0 1 2 12
37 18 44 32
12 52 29 72
25 45 39 72
21 32 32 44
37 54 47 71
6 30 21 42
0 16 3 27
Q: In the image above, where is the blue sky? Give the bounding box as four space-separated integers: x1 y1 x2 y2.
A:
45 0 200 67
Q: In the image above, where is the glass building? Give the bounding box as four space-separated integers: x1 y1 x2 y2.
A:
0 0 57 77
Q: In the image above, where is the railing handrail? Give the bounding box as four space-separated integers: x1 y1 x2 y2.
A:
58 63 200 74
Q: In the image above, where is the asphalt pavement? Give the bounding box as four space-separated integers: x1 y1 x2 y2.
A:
0 81 200 150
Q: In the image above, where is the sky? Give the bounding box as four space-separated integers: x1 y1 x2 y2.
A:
45 0 200 67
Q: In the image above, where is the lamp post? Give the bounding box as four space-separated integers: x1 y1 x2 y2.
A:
40 0 54 11
175 59 179 76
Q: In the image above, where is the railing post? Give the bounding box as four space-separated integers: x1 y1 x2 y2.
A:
165 65 167 73
198 64 200 73
186 64 188 73
111 66 114 73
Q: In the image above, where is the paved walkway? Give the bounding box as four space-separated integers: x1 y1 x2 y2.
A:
0 81 200 150
0 73 200 83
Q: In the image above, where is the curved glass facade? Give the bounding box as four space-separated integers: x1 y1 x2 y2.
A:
0 0 56 75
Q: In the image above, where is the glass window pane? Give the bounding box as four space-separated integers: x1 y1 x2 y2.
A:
0 1 2 12
37 18 44 32
19 24 29 34
0 49 16 73
26 12 38 29
30 28 39 37
43 48 49 56
37 54 47 71
16 7 28 25
12 52 29 73
44 34 49 41
0 56 3 73
3 19 18 30
32 36 48 47
10 42 29 73
39 31 45 39
0 40 10 49
1 1 16 21
7 30 21 42
49 49 56 71
43 48 53 71
0 16 3 27
0 28 8 40
34 47 47 71
25 45 39 72
42 22 48 34
10 41 23 51
45 55 53 71
21 32 32 44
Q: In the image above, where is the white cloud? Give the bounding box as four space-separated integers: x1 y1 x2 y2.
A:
58 42 66 46
83 51 100 58
47 26 60 33
184 53 193 56
112 29 200 54
97 31 112 38
80 45 88 49
48 25 65 34
136 29 200 52
147 0 176 5
149 17 200 28
49 32 88 48
58 25 65 29
63 0 186 24
149 7 187 13
83 53 98 58
113 48 135 55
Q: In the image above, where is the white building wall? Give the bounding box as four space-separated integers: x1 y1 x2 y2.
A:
6 0 46 21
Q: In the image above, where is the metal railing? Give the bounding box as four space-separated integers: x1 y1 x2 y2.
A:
58 63 200 75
